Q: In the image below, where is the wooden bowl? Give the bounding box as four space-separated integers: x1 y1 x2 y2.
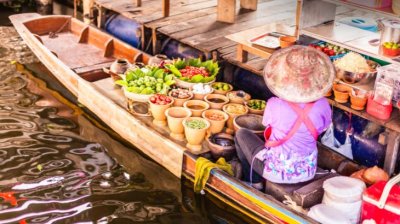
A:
183 100 210 117
279 36 296 48
206 133 236 161
212 82 233 95
204 94 229 110
233 114 265 136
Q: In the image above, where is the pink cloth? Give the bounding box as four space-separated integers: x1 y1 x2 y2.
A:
258 97 331 183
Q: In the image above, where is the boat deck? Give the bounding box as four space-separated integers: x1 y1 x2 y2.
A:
95 0 297 57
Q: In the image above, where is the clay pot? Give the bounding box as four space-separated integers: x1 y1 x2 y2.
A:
148 97 174 126
204 94 229 110
192 89 214 100
245 100 266 115
333 84 350 103
222 103 248 132
226 91 251 104
202 109 229 134
325 89 333 97
183 117 210 152
279 36 296 48
206 133 236 161
165 107 192 140
168 91 193 107
212 82 233 95
183 100 210 117
350 90 368 110
110 59 131 75
233 114 265 137
148 54 168 66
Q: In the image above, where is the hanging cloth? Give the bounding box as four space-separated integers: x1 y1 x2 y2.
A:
194 157 233 193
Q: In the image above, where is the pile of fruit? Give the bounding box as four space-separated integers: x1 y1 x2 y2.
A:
115 67 175 95
165 58 219 83
149 94 173 105
382 41 400 57
212 82 231 92
309 42 348 57
246 99 266 110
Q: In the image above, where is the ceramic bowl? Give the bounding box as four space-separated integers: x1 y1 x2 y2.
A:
211 82 233 95
233 114 265 136
202 109 229 134
183 100 210 117
206 133 236 161
204 94 229 110
226 90 251 104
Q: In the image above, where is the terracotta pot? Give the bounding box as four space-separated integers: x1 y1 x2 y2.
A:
222 103 248 132
165 107 192 140
226 91 251 104
148 97 174 126
110 59 131 75
192 89 214 100
333 84 350 103
148 54 168 66
212 82 233 95
245 100 266 115
279 36 296 48
206 133 236 161
204 94 229 110
233 114 265 138
325 89 333 97
168 91 193 107
183 117 210 152
183 100 210 117
202 109 229 134
350 91 368 110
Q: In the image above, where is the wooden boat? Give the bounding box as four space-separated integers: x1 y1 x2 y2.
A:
10 13 317 224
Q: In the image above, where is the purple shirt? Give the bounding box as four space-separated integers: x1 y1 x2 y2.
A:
258 97 331 183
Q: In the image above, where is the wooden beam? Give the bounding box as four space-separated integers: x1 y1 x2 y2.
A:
33 34 43 44
294 0 302 37
133 52 143 63
217 0 236 23
240 0 258 10
78 26 89 43
103 38 113 57
163 0 170 17
237 44 248 62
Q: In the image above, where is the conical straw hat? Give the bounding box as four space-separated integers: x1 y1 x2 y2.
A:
263 45 335 103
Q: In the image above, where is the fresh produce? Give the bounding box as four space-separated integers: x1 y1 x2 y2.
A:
212 82 231 91
185 119 207 129
334 52 373 73
165 58 219 83
383 41 399 50
169 88 191 99
309 42 348 57
247 99 266 110
382 41 400 56
224 104 247 114
192 83 213 94
149 94 173 105
115 66 175 95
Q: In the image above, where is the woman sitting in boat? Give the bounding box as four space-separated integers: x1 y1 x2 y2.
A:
234 46 335 187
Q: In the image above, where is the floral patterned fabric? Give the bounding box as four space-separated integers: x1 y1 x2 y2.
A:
256 97 331 184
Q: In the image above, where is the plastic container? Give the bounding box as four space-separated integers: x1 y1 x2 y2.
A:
366 94 393 120
308 204 352 224
361 174 400 223
323 176 366 203
323 194 362 224
347 0 392 8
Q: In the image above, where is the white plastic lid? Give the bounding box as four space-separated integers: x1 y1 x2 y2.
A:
308 204 352 224
323 176 366 198
323 194 362 224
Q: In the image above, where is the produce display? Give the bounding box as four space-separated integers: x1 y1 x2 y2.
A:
185 119 207 129
309 42 348 57
247 99 266 110
149 94 173 105
334 52 375 73
192 83 213 94
205 112 225 121
212 82 231 91
165 58 219 83
169 88 191 99
116 66 175 94
224 104 247 114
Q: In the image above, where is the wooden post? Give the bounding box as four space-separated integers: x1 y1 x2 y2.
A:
97 6 106 28
383 130 400 175
136 0 142 7
35 0 53 15
240 0 257 10
163 0 170 17
237 44 248 62
83 0 95 24
217 0 236 23
294 0 302 38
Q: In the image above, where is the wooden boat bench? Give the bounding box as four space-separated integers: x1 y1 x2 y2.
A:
217 0 258 23
264 168 338 208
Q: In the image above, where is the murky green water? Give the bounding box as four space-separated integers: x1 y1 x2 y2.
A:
0 11 254 224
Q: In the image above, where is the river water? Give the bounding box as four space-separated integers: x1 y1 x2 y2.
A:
0 13 254 224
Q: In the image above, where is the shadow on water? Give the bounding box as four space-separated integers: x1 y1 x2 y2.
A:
0 13 256 224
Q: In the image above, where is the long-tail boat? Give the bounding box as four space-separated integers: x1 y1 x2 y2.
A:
10 13 319 223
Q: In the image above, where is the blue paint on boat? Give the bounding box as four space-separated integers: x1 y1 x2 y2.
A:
104 14 141 48
160 38 204 59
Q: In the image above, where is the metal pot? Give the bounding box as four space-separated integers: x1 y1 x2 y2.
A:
378 19 400 46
